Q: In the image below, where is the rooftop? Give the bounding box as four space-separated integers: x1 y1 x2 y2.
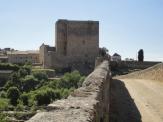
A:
7 50 39 55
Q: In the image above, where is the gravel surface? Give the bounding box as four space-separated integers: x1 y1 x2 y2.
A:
110 78 163 122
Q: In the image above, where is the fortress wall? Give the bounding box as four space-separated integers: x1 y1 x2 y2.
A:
111 61 160 69
66 21 99 58
122 61 161 69
27 60 111 122
55 20 67 55
40 19 99 69
117 63 163 82
56 20 99 64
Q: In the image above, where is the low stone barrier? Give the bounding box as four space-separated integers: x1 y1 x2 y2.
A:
27 60 111 122
117 63 163 82
111 61 160 69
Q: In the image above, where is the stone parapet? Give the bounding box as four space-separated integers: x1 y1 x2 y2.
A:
27 60 111 122
117 63 163 82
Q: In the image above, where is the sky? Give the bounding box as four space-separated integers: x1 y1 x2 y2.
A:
0 0 163 61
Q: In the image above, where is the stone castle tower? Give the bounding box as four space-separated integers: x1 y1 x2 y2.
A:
40 19 99 70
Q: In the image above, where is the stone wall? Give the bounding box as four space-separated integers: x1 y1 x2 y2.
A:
40 19 99 69
55 19 99 66
111 61 161 69
117 63 163 82
27 60 111 122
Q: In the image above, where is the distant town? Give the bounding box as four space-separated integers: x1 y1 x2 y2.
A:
0 19 162 122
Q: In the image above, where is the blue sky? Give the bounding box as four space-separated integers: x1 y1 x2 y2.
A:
0 0 163 61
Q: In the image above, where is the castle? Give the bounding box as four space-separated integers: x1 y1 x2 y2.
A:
39 19 99 71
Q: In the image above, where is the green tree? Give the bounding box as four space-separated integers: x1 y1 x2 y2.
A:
57 70 83 89
138 49 144 62
22 75 39 92
34 90 51 106
78 76 86 87
0 91 7 98
99 47 108 57
5 73 21 90
23 65 31 75
18 68 28 78
7 87 20 106
20 93 29 105
33 71 48 81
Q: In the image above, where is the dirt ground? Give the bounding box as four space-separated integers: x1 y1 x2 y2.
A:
110 78 163 122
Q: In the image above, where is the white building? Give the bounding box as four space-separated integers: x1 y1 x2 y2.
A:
7 50 40 64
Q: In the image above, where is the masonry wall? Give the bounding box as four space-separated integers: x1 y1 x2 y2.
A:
8 53 39 64
118 63 163 82
39 44 53 68
27 60 111 122
111 61 161 69
56 20 99 63
40 19 99 69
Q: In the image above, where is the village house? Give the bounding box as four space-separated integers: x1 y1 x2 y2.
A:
111 53 121 62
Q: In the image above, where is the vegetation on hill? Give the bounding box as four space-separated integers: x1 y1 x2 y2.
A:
99 47 109 57
0 63 85 121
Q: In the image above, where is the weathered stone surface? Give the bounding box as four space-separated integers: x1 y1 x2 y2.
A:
27 60 111 122
117 63 163 82
40 19 99 70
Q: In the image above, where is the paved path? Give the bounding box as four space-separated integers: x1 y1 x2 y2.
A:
110 78 163 122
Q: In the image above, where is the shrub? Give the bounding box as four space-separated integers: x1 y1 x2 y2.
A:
26 91 37 107
0 79 7 88
22 75 39 92
18 68 28 78
0 98 9 111
34 88 61 106
58 70 82 89
0 91 7 98
32 68 55 78
33 71 48 81
0 113 9 122
9 72 21 88
0 63 20 71
48 79 59 89
34 90 51 106
60 88 70 98
4 72 21 89
78 76 86 87
20 93 29 105
15 102 25 111
7 87 20 106
23 65 31 75
4 80 14 90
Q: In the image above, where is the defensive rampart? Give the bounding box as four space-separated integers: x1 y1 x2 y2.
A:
111 61 160 69
27 60 111 122
117 63 163 82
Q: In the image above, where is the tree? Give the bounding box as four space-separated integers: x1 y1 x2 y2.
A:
33 71 48 81
99 47 108 57
22 75 39 92
34 90 51 106
7 87 20 106
5 73 21 89
58 70 82 89
23 64 32 75
138 49 144 62
20 93 29 105
18 68 28 78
